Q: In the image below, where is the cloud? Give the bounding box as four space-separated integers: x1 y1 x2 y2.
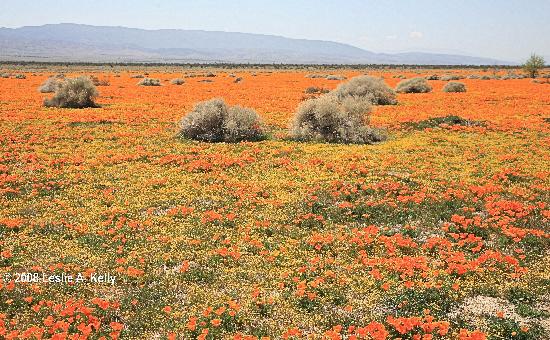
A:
385 35 397 40
409 31 423 39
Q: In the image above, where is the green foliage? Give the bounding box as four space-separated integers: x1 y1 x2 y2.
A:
406 115 485 130
485 316 545 340
523 54 545 78
387 286 457 318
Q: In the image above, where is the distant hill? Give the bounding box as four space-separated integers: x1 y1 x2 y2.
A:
0 23 512 65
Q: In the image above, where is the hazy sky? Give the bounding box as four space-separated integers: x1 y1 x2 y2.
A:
1 0 549 62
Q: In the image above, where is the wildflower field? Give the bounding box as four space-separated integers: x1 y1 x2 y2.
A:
1 67 549 339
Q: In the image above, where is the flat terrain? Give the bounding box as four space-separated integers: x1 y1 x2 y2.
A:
1 67 549 339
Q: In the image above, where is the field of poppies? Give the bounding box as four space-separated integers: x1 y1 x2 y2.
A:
1 66 549 339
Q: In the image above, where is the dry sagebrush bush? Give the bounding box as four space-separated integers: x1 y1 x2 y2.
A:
224 106 266 142
501 72 520 80
440 74 463 81
38 77 61 93
90 76 110 86
290 94 386 144
138 78 161 86
44 77 99 108
171 78 185 85
305 86 321 94
305 86 328 94
326 75 347 80
332 75 397 105
443 82 467 93
396 77 432 93
305 74 327 79
179 98 266 143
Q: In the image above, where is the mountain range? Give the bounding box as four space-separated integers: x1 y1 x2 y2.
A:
0 23 512 65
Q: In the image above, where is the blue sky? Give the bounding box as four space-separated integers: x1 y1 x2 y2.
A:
1 0 549 62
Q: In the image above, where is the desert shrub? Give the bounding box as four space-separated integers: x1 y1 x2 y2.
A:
332 75 397 105
326 75 347 80
467 74 480 79
442 82 467 93
44 77 99 108
305 74 327 79
289 94 385 144
393 74 406 79
179 98 266 143
180 99 226 142
406 115 485 130
224 106 266 142
138 78 161 86
228 73 236 78
305 86 321 94
200 79 213 83
523 54 545 78
305 87 329 94
15 74 26 79
480 75 491 80
205 72 216 77
425 74 439 80
535 76 550 84
396 77 432 93
90 76 109 86
502 72 520 80
38 78 61 93
234 77 243 83
440 74 462 81
171 78 185 85
0 73 10 78
131 74 145 78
